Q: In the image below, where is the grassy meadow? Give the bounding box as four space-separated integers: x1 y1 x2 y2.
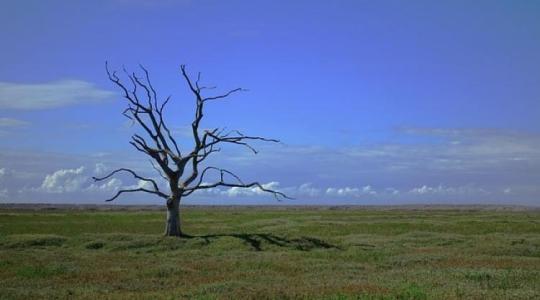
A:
0 206 539 299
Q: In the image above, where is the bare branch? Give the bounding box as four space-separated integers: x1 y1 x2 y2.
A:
203 130 279 154
103 188 168 202
180 65 199 95
199 86 217 90
150 159 169 181
139 64 159 109
183 180 291 200
191 166 245 188
182 166 291 200
203 88 245 102
105 63 289 206
92 167 166 197
157 95 181 156
132 73 154 109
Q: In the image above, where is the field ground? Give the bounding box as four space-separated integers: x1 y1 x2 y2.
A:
0 205 539 299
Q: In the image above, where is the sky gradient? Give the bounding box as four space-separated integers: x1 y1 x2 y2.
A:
1 0 539 205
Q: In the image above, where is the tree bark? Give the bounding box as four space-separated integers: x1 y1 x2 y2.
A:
164 196 182 237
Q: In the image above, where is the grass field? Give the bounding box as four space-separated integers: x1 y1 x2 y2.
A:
0 206 539 299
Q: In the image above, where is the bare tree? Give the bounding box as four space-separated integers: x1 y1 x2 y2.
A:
94 63 288 237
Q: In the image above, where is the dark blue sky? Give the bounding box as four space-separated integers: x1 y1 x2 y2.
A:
1 1 539 205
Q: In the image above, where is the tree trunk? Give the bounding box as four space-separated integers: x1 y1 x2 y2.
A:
164 196 182 237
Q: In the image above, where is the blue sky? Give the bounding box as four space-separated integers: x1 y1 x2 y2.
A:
1 0 539 205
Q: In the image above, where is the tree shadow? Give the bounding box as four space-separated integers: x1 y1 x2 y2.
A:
183 233 341 251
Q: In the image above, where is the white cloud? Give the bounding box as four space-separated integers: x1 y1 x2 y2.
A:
122 179 164 191
0 80 115 110
326 185 376 197
3 125 540 205
195 182 321 199
385 187 400 195
410 185 434 195
326 187 358 197
362 185 377 195
0 168 5 178
134 180 155 190
86 178 122 192
94 163 108 175
0 188 7 200
297 183 321 197
409 185 488 195
0 118 30 127
40 166 87 193
223 181 281 197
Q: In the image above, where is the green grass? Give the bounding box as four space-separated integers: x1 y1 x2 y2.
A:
0 207 539 299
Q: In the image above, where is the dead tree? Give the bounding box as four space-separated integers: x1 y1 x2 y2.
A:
94 63 288 237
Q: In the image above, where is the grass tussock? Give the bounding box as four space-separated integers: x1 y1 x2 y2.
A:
0 207 539 299
1 234 66 248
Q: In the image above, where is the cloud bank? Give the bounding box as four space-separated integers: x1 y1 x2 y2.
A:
0 127 539 205
0 80 115 110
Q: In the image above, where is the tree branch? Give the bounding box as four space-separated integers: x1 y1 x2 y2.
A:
182 166 291 200
203 130 279 154
103 188 168 202
107 63 182 177
104 62 289 204
183 181 291 200
92 168 168 199
203 88 245 102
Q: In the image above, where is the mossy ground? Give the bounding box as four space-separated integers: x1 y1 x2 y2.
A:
0 207 539 299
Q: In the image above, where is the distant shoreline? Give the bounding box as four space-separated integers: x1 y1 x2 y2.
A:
1 203 539 212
